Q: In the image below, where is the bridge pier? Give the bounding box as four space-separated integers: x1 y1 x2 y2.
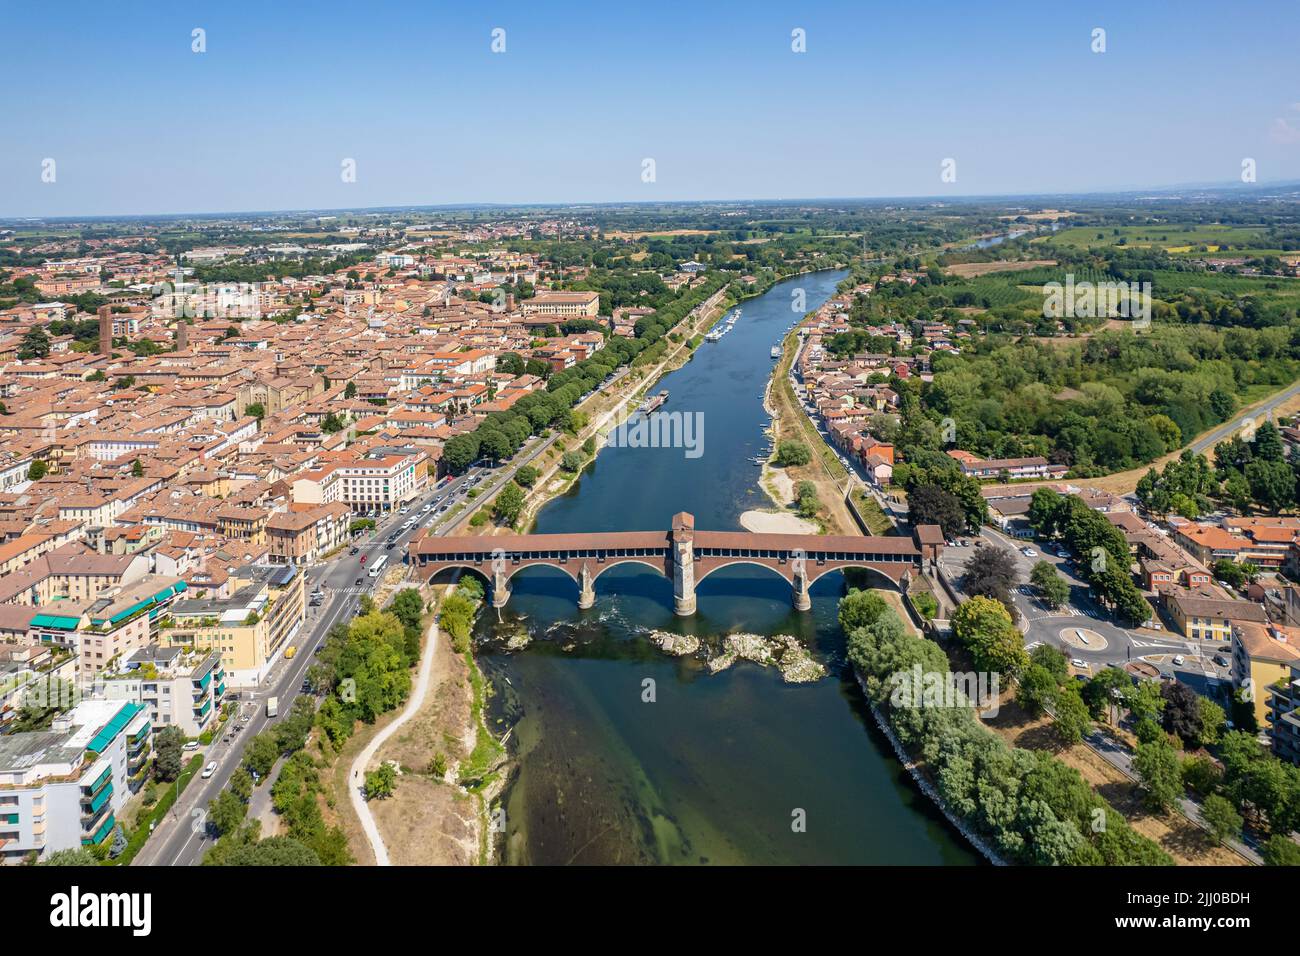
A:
792 571 812 612
672 512 697 616
577 563 595 610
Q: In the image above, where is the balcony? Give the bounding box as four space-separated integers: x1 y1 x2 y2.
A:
82 813 116 846
81 765 111 798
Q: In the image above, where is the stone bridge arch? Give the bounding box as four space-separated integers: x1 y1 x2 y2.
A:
408 513 941 616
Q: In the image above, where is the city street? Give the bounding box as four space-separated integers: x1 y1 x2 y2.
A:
939 525 1232 689
130 366 637 866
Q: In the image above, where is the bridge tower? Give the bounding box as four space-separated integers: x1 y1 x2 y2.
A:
791 548 811 612
671 512 696 616
577 562 595 610
490 549 510 609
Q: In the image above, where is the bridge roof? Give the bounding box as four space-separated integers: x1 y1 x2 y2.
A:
693 531 919 554
411 529 919 556
412 530 671 555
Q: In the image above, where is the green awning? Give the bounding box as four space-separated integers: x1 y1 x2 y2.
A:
87 702 144 754
31 613 80 630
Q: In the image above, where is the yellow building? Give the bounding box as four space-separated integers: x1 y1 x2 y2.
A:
1232 621 1300 728
158 564 304 687
1163 591 1268 643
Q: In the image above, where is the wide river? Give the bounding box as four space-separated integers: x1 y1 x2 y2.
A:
477 270 978 865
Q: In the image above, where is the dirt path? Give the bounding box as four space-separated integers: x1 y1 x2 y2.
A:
348 611 442 866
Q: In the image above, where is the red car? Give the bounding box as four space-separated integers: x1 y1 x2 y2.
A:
359 554 367 566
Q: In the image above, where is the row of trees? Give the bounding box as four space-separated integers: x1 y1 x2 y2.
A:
1028 487 1150 623
440 276 725 476
844 595 1171 865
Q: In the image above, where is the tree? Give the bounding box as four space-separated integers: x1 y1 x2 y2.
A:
907 484 966 537
1029 560 1070 608
320 412 346 434
38 847 100 866
364 763 397 801
1052 684 1093 746
514 464 538 487
491 483 525 526
442 433 480 473
154 726 184 782
26 460 48 481
951 595 1028 676
1160 681 1204 746
838 589 889 633
1134 738 1182 813
230 766 254 802
1197 697 1227 748
1030 643 1070 684
774 440 811 467
1212 559 1245 588
208 788 248 836
962 545 1019 608
1015 663 1058 716
1081 666 1130 721
344 381 357 399
131 458 144 478
216 836 321 866
19 325 50 359
1246 459 1295 514
245 402 266 421
1262 834 1300 865
479 428 511 462
1200 793 1243 845
1181 755 1223 797
560 450 585 472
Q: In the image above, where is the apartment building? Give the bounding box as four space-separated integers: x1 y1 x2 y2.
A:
1266 658 1300 765
1233 621 1300 729
520 291 601 318
158 563 304 686
0 699 151 863
96 645 224 737
336 448 429 514
266 502 351 564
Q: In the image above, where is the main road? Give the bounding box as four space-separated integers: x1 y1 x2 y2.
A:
133 362 644 865
133 464 487 866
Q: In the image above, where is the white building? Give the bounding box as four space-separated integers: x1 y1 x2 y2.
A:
0 699 151 862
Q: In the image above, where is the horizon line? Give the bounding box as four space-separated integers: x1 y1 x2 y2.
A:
6 178 1299 225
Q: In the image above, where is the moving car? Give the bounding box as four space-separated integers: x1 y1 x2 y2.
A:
1021 547 1037 557
349 546 360 555
1172 655 1185 666
201 761 218 779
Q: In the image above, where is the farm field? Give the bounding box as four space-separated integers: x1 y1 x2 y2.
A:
1041 223 1269 251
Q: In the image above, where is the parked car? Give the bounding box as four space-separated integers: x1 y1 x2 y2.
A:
183 741 201 751
1021 548 1037 557
1172 655 1185 666
1214 655 1230 667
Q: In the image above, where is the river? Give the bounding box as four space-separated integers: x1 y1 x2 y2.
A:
475 270 978 865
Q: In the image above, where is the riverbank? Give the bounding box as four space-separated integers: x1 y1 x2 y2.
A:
478 264 851 536
758 323 858 535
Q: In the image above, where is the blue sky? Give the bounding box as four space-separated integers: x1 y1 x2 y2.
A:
2 0 1298 216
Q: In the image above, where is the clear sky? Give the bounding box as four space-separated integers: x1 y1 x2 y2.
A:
3 0 1298 217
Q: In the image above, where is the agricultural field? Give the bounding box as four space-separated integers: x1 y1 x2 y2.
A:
1041 223 1267 252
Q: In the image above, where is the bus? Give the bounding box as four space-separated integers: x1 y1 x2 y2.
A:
368 554 388 578
266 697 279 718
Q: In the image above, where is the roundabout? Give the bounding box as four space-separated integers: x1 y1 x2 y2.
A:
1057 626 1108 652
